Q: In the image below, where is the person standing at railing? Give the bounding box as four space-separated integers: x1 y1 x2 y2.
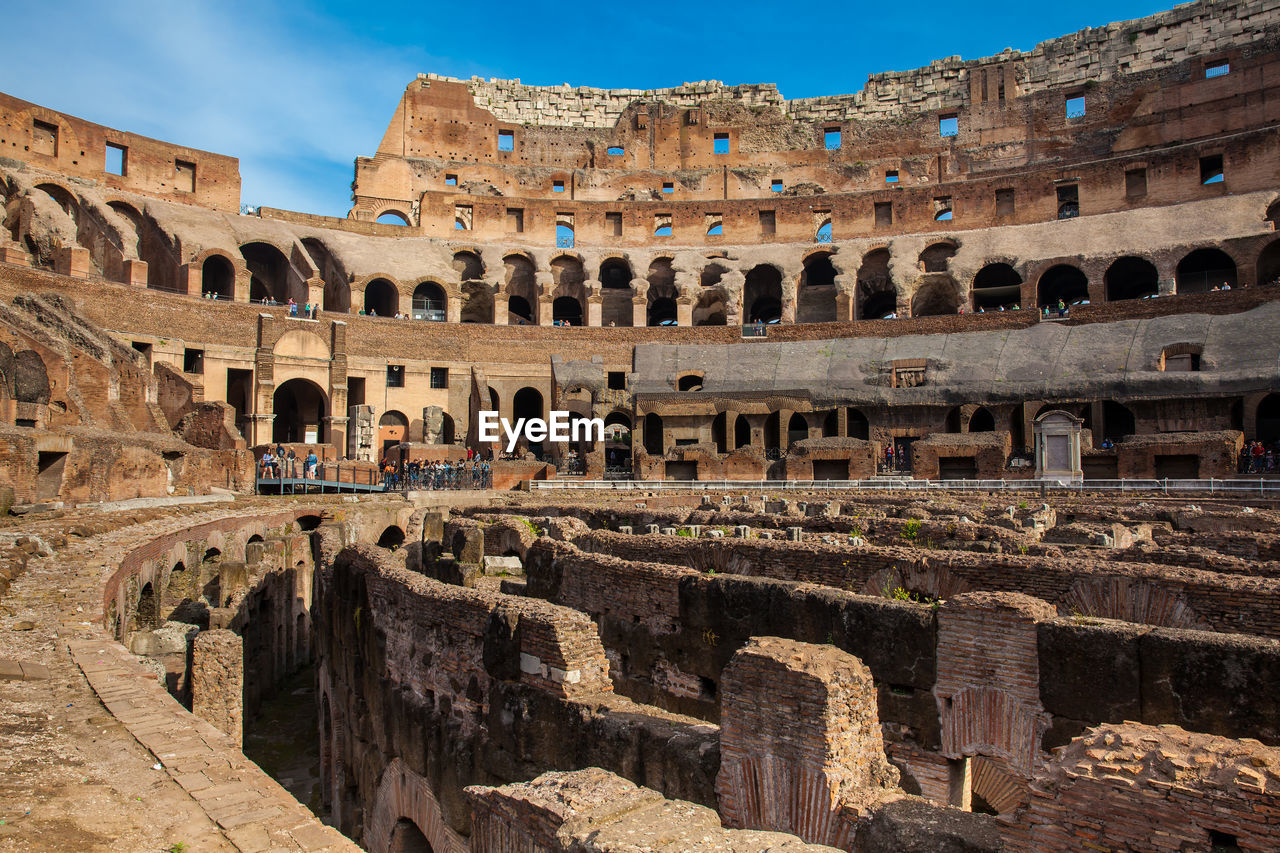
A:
305 450 318 479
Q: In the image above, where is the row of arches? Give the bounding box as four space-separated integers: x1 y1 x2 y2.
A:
199 239 1280 326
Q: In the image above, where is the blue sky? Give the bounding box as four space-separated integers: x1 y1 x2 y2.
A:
6 0 1172 217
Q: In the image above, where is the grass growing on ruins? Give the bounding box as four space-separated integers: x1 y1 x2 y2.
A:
900 519 923 542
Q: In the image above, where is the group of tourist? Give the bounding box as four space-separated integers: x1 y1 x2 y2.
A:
1240 440 1278 473
380 457 493 490
259 444 320 479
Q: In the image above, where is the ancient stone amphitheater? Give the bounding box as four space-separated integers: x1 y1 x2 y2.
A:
2 0 1280 850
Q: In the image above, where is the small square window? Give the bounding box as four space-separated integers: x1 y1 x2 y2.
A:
654 213 672 237
824 127 841 150
105 142 127 176
1205 61 1230 79
714 132 729 154
1066 96 1086 119
183 348 204 374
552 180 565 192
497 130 514 151
874 201 893 227
995 188 1015 216
386 365 405 388
1126 168 1147 197
662 182 674 194
706 212 723 236
1200 154 1224 185
939 115 958 137
444 173 457 186
771 179 783 192
607 371 626 390
934 196 953 221
430 367 448 389
885 170 899 184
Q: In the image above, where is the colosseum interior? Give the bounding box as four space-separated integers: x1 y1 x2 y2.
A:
2 0 1280 850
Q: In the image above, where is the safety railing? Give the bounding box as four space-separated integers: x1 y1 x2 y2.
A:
530 478 1280 494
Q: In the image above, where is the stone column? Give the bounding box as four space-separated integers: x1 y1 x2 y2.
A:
716 636 899 848
191 629 244 747
122 259 149 287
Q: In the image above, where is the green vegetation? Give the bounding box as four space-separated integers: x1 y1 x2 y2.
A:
900 518 922 542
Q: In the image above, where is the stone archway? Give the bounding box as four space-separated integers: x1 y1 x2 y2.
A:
272 378 328 444
365 758 466 853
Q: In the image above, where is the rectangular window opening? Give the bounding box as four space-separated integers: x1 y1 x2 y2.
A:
454 204 473 230
1200 154 1224 185
1066 95 1086 119
105 142 127 176
31 119 58 156
1056 184 1079 220
183 348 204 374
713 132 729 155
506 207 524 233
430 367 448 389
175 159 196 193
1125 167 1148 197
607 371 626 390
939 114 958 137
606 211 622 237
444 173 457 186
662 182 674 194
771 179 783 192
874 201 893 227
607 146 624 155
995 187 1015 216
934 196 953 222
654 213 672 237
885 170 899 184
759 210 776 235
824 127 842 150
386 364 405 388
552 180 565 193
1205 61 1230 79
497 130 514 151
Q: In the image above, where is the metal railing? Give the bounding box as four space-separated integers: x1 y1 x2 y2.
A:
530 478 1280 494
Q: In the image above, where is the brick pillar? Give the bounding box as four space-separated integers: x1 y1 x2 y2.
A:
191 629 243 747
716 636 899 848
631 294 647 328
122 259 148 287
55 246 90 278
0 241 31 266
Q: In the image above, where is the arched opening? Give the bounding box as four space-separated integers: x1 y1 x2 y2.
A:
386 817 434 853
363 278 398 317
201 549 222 609
846 407 869 440
460 280 494 323
919 243 956 273
1175 248 1237 294
551 255 584 289
1102 400 1136 441
164 561 188 616
815 220 832 242
438 413 456 445
712 412 727 453
969 407 995 432
296 515 322 531
508 295 534 324
556 223 575 249
412 281 446 321
647 258 678 326
452 250 484 281
734 414 751 449
603 411 632 469
677 373 703 392
643 413 663 455
798 252 838 323
1266 200 1280 231
700 262 727 288
553 296 583 325
745 265 783 323
600 258 634 326
1257 394 1280 445
600 258 632 288
787 413 808 445
241 242 293 304
1105 256 1159 301
504 254 538 324
513 388 544 456
201 255 235 300
1037 265 1089 308
272 379 328 444
375 210 411 226
376 526 406 550
378 410 407 454
857 249 896 319
911 277 960 317
1257 238 1280 287
135 582 159 631
972 263 1022 311
945 407 962 433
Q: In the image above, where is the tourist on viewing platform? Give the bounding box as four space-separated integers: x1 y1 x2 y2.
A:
260 449 278 479
1251 441 1266 473
288 298 297 316
285 448 297 477
305 449 318 479
1057 299 1067 318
